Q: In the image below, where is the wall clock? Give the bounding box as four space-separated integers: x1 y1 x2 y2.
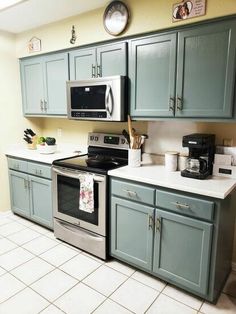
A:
103 1 130 36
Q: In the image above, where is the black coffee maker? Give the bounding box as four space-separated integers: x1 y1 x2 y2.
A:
181 133 215 179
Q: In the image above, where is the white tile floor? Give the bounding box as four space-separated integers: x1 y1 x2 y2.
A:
0 211 236 314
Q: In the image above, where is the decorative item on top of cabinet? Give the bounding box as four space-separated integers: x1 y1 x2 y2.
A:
20 52 69 116
70 25 77 44
130 19 236 120
69 42 127 80
103 1 130 36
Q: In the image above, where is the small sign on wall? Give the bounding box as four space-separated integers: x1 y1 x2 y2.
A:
172 0 206 22
28 37 41 53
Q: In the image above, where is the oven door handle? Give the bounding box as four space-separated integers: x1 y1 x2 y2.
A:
52 167 105 182
105 84 113 117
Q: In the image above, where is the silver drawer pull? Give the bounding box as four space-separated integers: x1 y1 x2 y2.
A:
122 189 137 197
171 201 190 209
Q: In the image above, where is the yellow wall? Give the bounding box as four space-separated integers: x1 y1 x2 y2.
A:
0 31 43 212
1 0 236 260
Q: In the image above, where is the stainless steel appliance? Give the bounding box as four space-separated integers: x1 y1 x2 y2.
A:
181 133 215 179
52 132 128 259
67 76 127 121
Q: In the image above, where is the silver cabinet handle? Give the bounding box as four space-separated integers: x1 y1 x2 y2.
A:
171 201 190 209
14 163 19 170
24 179 28 189
176 96 183 111
122 189 137 197
43 100 47 111
169 97 175 113
155 217 161 233
40 99 44 111
35 169 43 176
92 64 96 78
97 65 101 77
148 215 154 230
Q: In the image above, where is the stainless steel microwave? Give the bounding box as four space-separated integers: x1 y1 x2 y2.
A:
67 75 126 121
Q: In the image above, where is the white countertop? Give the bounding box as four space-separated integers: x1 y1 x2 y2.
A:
5 143 87 164
108 164 236 199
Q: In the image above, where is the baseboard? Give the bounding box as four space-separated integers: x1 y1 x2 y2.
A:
232 262 236 272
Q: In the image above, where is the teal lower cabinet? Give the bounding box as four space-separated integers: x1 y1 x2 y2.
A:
111 197 154 271
7 157 53 229
110 177 236 303
153 209 212 295
8 170 30 218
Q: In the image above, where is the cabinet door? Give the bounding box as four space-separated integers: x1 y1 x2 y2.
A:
130 34 177 117
69 48 96 80
29 175 53 228
176 21 236 118
153 209 212 295
110 197 154 271
8 170 30 218
43 53 69 115
96 42 127 77
20 58 44 115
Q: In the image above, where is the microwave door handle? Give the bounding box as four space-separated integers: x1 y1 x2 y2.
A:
105 85 113 117
52 167 105 183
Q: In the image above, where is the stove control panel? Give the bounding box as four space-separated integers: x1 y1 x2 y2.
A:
88 132 129 150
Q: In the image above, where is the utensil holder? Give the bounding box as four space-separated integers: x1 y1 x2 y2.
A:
27 135 38 150
128 149 141 167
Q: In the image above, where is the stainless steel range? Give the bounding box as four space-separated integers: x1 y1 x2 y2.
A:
52 132 128 259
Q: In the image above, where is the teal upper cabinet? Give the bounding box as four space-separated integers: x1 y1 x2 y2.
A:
153 209 212 295
130 33 177 117
176 21 236 118
69 42 127 80
20 52 69 116
130 20 236 119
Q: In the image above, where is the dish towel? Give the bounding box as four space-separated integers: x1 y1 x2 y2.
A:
78 173 94 213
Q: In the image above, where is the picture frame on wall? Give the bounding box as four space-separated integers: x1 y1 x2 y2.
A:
172 0 206 22
28 37 41 53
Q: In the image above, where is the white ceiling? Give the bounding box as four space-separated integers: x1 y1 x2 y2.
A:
0 0 108 34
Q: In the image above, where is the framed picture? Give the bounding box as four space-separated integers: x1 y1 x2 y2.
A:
172 0 206 22
28 37 41 53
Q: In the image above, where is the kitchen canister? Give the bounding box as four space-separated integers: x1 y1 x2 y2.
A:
165 151 178 171
128 149 141 167
178 153 188 171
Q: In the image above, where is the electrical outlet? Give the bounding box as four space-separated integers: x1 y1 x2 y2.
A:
57 128 62 137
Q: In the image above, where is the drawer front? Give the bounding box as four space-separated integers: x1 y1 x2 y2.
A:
7 158 28 172
156 190 214 221
111 179 155 205
28 162 51 179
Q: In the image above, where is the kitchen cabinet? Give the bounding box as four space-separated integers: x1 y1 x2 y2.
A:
111 197 154 271
69 42 127 80
109 177 235 302
7 158 53 229
130 20 236 119
153 209 212 295
20 52 69 116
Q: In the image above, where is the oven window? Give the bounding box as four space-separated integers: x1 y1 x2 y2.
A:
57 175 99 225
71 85 106 110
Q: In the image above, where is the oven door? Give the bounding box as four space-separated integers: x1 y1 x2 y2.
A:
52 166 106 236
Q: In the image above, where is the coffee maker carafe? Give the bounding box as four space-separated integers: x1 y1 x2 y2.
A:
181 133 215 179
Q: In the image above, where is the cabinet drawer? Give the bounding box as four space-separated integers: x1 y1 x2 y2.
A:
156 190 214 221
7 158 28 172
111 179 155 205
27 162 51 179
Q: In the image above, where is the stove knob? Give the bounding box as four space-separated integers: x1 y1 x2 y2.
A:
90 136 94 141
95 136 98 141
121 139 126 144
